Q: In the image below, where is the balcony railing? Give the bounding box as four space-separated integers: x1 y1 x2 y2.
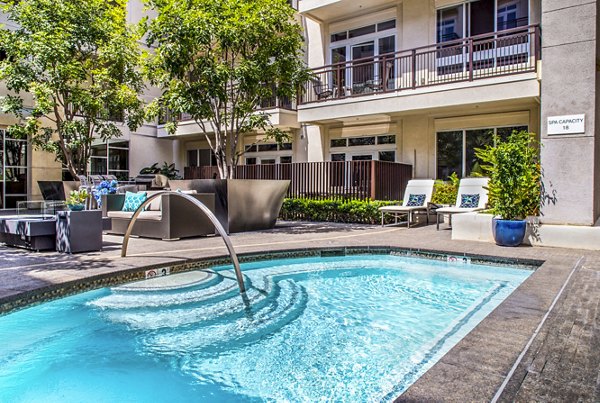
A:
184 160 413 201
301 24 540 105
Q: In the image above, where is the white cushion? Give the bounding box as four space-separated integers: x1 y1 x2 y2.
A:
145 191 163 211
107 211 162 221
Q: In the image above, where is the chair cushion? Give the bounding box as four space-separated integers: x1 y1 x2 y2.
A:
122 191 147 212
107 211 162 221
406 194 426 207
145 191 163 211
459 194 480 208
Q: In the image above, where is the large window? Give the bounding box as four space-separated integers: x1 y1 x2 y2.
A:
436 125 528 179
245 142 293 165
329 135 396 162
1 129 28 209
437 0 528 43
90 141 129 180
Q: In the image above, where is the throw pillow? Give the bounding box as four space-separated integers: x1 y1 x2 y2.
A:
459 194 480 208
122 191 148 212
406 194 426 207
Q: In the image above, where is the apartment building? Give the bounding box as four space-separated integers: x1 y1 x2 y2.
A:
1 0 598 229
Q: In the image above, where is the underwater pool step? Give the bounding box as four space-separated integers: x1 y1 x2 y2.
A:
142 279 308 356
88 273 251 310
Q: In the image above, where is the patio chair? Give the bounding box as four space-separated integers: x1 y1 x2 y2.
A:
312 78 333 100
378 179 435 228
436 177 489 230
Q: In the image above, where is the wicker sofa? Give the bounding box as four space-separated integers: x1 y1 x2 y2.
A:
102 191 216 240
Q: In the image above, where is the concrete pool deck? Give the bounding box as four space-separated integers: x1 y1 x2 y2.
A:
0 221 598 401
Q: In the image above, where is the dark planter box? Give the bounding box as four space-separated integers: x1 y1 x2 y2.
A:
168 179 290 233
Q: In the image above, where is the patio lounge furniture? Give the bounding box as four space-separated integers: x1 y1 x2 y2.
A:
102 191 216 240
378 179 435 228
436 177 489 230
312 78 334 100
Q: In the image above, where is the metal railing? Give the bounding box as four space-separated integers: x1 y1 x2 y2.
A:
301 25 540 105
185 160 412 201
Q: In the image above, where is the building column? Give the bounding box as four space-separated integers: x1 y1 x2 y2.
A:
539 0 599 225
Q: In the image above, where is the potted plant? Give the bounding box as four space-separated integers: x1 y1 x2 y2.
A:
93 180 118 207
66 189 89 211
475 130 541 246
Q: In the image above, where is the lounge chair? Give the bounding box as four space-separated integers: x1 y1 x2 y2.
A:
436 177 489 230
378 179 435 228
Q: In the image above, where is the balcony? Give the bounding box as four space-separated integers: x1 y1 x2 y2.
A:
157 96 299 137
184 160 413 201
300 25 540 106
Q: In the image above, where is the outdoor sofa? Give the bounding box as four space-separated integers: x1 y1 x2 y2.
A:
102 191 216 240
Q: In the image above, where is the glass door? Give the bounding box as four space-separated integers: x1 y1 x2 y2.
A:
351 42 375 94
331 46 347 95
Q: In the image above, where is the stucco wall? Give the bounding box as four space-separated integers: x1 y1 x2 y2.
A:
539 0 599 225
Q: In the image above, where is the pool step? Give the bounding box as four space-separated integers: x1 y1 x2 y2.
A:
141 279 308 356
88 272 250 310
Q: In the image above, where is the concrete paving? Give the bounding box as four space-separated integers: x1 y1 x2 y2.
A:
0 221 598 401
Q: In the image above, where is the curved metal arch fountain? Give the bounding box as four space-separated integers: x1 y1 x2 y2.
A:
120 191 246 293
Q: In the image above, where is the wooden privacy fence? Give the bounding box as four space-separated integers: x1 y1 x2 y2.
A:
184 160 412 201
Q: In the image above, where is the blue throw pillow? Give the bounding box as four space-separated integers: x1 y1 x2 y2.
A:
122 191 147 212
406 194 426 207
459 194 480 208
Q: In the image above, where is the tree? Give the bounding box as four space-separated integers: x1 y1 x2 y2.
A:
144 0 310 179
0 0 145 178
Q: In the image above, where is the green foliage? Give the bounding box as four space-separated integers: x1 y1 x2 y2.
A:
0 0 145 177
140 163 160 175
66 189 89 206
280 198 400 225
431 172 459 205
140 161 181 179
144 0 311 179
475 130 541 220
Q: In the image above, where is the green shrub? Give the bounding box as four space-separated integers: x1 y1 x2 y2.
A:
475 130 540 220
431 172 459 205
280 198 400 224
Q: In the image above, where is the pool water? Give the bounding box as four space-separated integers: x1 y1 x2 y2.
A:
0 255 532 402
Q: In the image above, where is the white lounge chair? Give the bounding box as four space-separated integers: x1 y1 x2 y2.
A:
436 177 489 230
378 179 435 228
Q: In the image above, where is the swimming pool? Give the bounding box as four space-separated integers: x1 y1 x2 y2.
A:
0 254 532 402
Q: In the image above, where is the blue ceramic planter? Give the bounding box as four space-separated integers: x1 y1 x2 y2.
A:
67 204 85 212
492 218 526 247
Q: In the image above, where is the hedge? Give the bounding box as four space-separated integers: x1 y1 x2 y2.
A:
279 198 401 225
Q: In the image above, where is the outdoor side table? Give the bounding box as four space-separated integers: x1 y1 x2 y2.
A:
56 210 102 253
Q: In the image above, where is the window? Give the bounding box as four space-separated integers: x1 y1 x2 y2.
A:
349 136 375 146
436 125 528 179
258 143 278 152
331 139 347 148
1 129 28 208
244 142 292 165
90 141 129 180
329 135 396 162
436 0 528 43
377 135 396 144
379 151 396 162
187 149 217 167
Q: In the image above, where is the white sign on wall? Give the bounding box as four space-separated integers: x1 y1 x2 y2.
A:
547 114 585 135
